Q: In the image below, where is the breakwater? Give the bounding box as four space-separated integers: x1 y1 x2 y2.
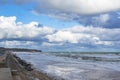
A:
0 51 52 80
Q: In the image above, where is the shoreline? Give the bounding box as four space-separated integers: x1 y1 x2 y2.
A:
1 50 120 80
15 52 120 80
0 51 53 80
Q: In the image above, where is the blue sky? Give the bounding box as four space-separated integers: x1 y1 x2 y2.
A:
0 0 120 52
0 4 79 29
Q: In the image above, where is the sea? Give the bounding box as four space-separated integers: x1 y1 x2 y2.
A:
15 52 120 80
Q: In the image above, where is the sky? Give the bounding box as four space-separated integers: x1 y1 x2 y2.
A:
0 0 120 52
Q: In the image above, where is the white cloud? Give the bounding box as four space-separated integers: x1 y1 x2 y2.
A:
37 0 120 15
15 0 120 15
3 0 119 28
29 1 120 28
0 41 36 48
0 16 120 51
93 14 110 23
42 42 63 46
45 25 120 46
0 16 54 39
46 31 82 43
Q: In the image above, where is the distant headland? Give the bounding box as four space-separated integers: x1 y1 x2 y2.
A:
0 47 42 52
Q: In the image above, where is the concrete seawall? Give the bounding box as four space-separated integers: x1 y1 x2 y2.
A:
0 51 53 80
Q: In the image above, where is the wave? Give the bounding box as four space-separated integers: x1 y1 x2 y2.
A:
15 52 120 80
45 52 120 62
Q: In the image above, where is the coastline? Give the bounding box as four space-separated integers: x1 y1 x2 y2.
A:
0 49 120 80
0 51 53 80
15 52 120 80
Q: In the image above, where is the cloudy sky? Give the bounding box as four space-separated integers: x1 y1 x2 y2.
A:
0 0 120 52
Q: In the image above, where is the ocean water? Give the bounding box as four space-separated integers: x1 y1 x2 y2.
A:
15 52 120 80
